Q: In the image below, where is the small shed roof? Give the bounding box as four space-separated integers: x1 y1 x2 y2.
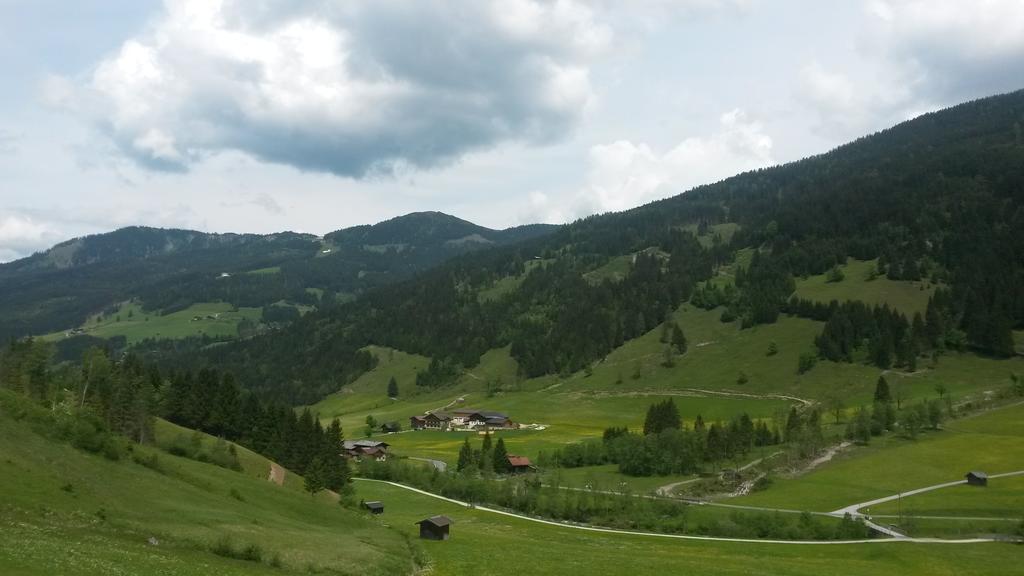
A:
363 501 384 510
416 515 452 528
507 455 533 467
967 471 988 479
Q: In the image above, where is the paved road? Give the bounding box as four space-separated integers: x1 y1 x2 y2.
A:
828 469 1024 538
408 456 447 472
353 478 1000 545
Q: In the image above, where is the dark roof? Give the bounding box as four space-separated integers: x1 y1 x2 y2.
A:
967 471 988 478
451 409 508 419
416 515 452 527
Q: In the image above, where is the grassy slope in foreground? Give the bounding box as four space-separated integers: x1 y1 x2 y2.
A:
354 481 1024 576
732 402 1024 512
0 411 415 576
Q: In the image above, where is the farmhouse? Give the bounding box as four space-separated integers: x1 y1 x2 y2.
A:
410 409 516 431
965 471 988 486
343 440 390 461
362 501 384 515
416 516 452 540
506 455 535 474
410 412 452 430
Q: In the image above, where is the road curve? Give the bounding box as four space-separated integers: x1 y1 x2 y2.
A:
352 478 1001 545
828 469 1024 538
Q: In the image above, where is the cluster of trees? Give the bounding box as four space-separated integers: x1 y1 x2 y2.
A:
845 377 946 444
415 358 461 389
162 368 349 489
538 400 798 477
455 432 512 474
793 299 921 370
358 458 870 540
1 338 160 444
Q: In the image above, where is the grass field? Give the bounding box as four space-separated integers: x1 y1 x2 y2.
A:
793 259 936 317
353 480 1024 576
40 301 262 344
0 413 416 576
731 402 1024 513
871 474 1024 518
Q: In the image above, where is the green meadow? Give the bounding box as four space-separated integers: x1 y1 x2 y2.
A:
40 301 261 344
353 480 1024 576
872 474 1024 519
792 258 937 317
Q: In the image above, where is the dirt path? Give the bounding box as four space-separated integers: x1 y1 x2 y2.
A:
581 388 813 406
268 462 285 486
794 441 851 475
655 451 784 497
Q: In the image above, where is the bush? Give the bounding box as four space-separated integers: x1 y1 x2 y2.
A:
797 353 817 374
211 536 263 563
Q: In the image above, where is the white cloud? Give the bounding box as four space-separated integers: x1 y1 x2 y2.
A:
0 213 66 262
797 60 917 138
62 0 612 177
800 1 1024 139
866 0 1024 100
570 109 773 216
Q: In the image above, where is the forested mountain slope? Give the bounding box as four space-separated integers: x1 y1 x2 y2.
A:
169 89 1024 403
0 213 555 342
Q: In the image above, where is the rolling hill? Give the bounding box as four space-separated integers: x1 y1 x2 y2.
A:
0 212 556 344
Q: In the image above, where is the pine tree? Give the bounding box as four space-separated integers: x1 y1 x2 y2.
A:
671 323 688 355
456 437 473 472
387 376 398 398
873 376 891 403
304 456 326 495
493 437 509 473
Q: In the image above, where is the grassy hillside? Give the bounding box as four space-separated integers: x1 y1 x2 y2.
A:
40 301 261 344
793 259 937 316
353 480 1024 576
731 402 1024 512
0 407 417 575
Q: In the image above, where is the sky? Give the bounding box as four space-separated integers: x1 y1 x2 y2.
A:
2 0 1024 262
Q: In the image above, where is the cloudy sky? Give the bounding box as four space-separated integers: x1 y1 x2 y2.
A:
2 0 1023 262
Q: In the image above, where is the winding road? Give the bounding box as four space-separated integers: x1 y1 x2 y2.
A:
828 469 1024 538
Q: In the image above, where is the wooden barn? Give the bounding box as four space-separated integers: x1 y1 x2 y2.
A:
416 516 452 540
507 455 535 474
965 471 988 486
362 501 384 514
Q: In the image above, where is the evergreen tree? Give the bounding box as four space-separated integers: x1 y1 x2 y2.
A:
457 437 473 472
304 456 326 495
671 323 688 355
493 437 510 473
387 376 398 398
873 376 891 403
